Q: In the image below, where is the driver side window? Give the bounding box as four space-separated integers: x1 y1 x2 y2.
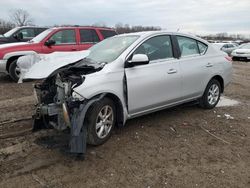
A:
49 29 76 45
133 35 173 62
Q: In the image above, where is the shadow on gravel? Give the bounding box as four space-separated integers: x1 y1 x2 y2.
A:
0 73 13 83
35 132 69 151
35 132 88 160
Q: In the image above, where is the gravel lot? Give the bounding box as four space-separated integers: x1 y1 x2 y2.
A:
0 61 249 188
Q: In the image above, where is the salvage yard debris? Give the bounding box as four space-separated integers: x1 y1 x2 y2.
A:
198 124 231 145
224 114 234 120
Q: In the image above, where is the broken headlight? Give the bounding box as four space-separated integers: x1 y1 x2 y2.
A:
72 91 85 101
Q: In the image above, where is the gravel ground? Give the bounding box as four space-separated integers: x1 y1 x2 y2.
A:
0 61 249 188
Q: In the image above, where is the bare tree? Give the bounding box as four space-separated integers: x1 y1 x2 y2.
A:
115 23 161 34
0 19 15 34
92 21 107 27
9 9 33 26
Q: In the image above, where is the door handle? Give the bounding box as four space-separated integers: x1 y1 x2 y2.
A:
167 69 177 74
206 63 213 67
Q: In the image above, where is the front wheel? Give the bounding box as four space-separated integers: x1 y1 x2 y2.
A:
199 79 221 109
85 97 116 146
9 59 20 82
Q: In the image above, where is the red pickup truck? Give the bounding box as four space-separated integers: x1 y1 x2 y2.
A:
0 26 117 81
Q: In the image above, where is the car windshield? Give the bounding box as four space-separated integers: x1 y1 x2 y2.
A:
30 28 53 43
239 43 250 49
3 27 19 37
86 35 139 63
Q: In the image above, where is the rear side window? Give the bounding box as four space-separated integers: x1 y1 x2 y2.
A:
80 29 100 43
35 28 47 35
134 35 173 62
177 36 199 56
198 42 208 54
100 30 117 39
50 29 76 44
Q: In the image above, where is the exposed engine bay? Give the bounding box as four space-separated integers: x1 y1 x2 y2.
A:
32 58 106 155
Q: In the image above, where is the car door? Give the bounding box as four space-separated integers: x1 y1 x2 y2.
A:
42 29 79 53
125 35 182 115
176 36 211 99
78 29 100 50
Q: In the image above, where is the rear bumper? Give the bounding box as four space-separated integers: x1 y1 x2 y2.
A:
0 59 7 74
232 56 250 61
231 53 250 61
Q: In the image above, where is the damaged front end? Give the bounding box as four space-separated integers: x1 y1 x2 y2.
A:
32 59 106 155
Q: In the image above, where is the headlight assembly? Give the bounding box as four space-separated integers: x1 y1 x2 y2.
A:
72 91 85 101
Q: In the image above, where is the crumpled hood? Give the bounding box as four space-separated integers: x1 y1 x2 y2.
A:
20 50 90 80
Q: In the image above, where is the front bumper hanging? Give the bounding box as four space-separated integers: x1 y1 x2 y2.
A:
32 93 106 155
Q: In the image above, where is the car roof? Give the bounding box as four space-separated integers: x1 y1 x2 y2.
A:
215 42 228 44
50 26 115 31
16 26 48 29
117 31 209 44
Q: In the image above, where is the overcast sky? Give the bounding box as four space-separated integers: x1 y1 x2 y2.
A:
0 0 249 35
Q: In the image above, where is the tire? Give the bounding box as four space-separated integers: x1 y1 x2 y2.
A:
85 97 116 146
199 79 221 109
9 59 20 82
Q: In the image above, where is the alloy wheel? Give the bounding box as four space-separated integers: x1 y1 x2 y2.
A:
207 84 220 105
95 105 114 139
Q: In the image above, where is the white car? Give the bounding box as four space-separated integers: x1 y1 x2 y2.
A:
22 31 232 155
213 43 238 55
231 43 250 61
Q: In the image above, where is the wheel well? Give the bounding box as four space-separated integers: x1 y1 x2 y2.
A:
105 93 124 127
6 56 21 72
212 75 224 93
84 93 124 128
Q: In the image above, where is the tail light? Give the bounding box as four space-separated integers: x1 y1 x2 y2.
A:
225 56 232 62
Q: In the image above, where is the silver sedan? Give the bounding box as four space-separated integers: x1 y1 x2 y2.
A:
24 31 233 154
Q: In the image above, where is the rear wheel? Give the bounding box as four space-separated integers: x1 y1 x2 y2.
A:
9 59 20 82
199 79 221 109
85 97 116 146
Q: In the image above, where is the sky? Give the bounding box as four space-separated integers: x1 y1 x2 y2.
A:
0 0 250 35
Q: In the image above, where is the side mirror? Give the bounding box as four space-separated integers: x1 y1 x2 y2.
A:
45 39 56 46
127 54 149 67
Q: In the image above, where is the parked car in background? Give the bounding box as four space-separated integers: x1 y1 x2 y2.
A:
0 26 117 81
0 26 48 44
21 31 232 155
231 43 250 61
213 43 238 55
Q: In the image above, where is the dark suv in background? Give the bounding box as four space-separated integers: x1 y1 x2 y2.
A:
0 26 48 44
